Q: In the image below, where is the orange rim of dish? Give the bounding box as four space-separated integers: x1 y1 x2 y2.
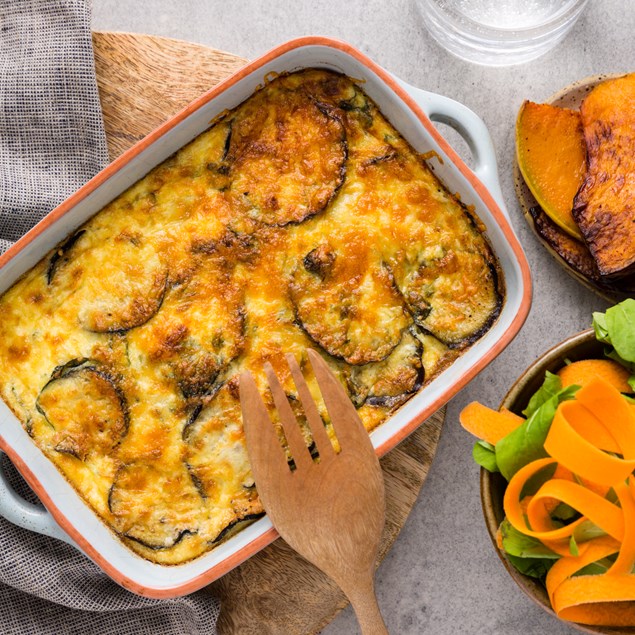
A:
0 36 532 598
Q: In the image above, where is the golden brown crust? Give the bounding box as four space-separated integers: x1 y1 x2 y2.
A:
573 73 635 277
0 69 502 565
227 86 347 225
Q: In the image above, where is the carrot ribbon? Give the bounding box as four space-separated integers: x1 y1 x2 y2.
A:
498 378 635 625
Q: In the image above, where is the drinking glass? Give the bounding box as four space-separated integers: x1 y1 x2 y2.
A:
418 0 591 66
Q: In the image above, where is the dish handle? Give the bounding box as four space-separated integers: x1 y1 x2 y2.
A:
0 451 74 545
397 78 507 217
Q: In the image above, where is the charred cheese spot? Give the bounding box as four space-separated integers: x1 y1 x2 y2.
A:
227 88 347 225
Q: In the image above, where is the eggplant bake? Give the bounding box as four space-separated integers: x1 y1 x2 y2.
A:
0 69 503 565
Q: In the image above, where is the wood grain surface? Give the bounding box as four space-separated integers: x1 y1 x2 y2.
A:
91 30 445 634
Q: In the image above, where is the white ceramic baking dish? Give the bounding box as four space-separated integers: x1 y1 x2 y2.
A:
0 37 531 597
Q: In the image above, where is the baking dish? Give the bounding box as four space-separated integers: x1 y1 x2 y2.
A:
0 36 531 597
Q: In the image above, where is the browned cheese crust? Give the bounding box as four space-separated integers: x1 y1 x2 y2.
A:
573 73 635 278
0 69 503 565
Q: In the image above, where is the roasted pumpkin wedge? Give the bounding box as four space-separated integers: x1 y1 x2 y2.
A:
36 359 128 461
516 101 586 240
227 86 347 226
573 73 635 277
529 204 635 295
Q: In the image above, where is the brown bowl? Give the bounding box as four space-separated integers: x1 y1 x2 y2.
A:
480 328 635 635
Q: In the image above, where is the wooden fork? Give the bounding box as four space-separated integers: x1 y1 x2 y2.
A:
239 349 388 635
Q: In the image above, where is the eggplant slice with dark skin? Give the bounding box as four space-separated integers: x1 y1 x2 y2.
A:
226 87 347 226
36 358 129 461
346 326 424 408
51 228 169 333
389 250 502 349
108 461 201 550
290 242 412 365
128 262 245 399
46 230 86 285
183 382 262 511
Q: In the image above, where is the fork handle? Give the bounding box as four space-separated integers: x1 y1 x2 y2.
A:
345 578 389 635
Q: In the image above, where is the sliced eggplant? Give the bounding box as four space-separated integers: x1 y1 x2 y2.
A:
347 327 423 408
227 87 347 225
108 461 201 550
130 264 245 398
391 249 501 348
183 383 258 503
35 359 128 460
62 231 168 333
210 512 265 545
290 242 411 365
47 230 86 284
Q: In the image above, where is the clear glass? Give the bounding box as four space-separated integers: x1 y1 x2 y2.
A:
417 0 591 66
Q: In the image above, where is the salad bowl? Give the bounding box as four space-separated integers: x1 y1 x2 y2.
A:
481 327 635 635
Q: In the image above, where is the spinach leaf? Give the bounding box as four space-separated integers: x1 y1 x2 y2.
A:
505 554 554 580
499 519 559 559
473 440 499 473
592 310 610 343
573 519 607 543
593 300 635 380
574 560 612 577
522 371 561 417
496 376 579 481
498 519 559 580
569 535 579 557
605 299 635 363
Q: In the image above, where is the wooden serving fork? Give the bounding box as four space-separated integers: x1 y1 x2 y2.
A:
239 349 388 635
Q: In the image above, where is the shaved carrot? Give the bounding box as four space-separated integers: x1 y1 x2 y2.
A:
558 359 633 393
544 401 635 486
546 536 620 605
576 378 635 458
461 365 635 627
459 401 524 445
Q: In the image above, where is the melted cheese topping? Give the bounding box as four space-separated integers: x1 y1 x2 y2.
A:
0 69 503 565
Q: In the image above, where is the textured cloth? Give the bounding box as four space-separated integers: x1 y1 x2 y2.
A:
0 2 220 633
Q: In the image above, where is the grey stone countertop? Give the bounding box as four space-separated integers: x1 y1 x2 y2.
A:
93 1 633 633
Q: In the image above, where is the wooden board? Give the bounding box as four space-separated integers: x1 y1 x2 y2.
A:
91 30 446 634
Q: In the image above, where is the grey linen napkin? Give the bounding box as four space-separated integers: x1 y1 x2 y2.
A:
0 1 221 633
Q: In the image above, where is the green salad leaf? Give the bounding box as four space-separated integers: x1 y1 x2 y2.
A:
499 520 558 580
506 554 554 579
473 440 499 473
500 519 560 559
605 299 635 363
522 371 561 417
495 375 579 481
593 300 635 387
